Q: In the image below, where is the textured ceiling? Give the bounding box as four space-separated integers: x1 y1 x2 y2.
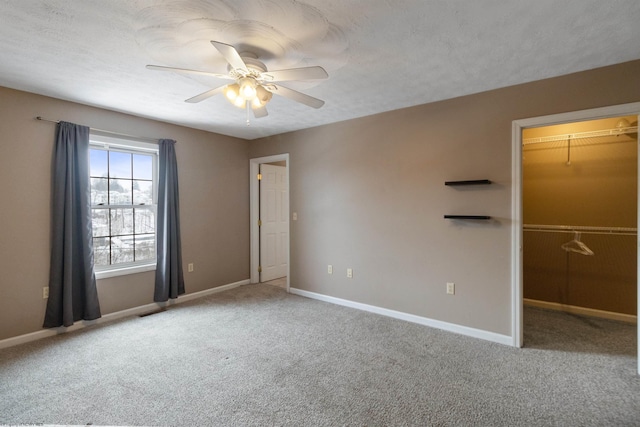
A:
0 1 639 140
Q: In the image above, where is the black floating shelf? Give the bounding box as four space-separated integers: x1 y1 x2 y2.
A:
445 179 492 186
444 215 491 220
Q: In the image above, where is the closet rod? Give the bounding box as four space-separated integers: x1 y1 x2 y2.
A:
522 126 637 146
35 116 165 144
523 224 637 236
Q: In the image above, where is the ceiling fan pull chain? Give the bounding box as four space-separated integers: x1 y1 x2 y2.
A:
246 101 251 126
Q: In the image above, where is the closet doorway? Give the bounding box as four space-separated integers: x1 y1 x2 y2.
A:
512 103 640 374
523 116 637 321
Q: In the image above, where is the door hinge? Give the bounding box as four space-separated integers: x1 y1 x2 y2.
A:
258 219 262 227
257 173 262 180
258 266 262 273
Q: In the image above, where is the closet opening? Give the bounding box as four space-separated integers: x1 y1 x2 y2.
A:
521 115 637 359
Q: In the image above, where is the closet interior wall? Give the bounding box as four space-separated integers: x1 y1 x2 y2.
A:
523 116 638 316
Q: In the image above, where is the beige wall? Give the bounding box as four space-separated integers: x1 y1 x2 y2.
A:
523 117 637 314
1 60 639 343
0 87 250 340
249 60 640 336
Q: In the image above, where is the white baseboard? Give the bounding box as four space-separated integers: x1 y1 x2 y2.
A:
524 298 637 324
289 288 513 346
0 279 250 350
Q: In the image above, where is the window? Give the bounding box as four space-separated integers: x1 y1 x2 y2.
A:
89 134 158 278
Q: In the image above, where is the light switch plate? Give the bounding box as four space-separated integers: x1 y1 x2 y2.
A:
446 282 455 295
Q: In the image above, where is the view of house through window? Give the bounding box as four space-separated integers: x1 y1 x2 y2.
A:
89 140 158 270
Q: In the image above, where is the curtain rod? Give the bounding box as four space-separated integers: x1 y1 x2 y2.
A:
35 116 167 144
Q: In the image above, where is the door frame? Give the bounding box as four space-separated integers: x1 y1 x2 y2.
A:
511 101 640 374
249 153 290 290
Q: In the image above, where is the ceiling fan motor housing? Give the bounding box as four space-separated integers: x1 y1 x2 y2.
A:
229 53 268 78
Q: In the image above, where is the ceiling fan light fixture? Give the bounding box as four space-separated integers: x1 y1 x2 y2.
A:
233 96 246 108
252 85 273 108
239 77 257 99
224 83 240 102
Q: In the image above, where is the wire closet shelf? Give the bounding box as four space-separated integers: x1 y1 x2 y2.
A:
523 224 637 236
522 125 638 146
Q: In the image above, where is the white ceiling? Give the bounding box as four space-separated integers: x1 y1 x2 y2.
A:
0 1 639 140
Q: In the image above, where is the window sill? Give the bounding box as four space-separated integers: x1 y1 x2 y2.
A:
95 263 156 280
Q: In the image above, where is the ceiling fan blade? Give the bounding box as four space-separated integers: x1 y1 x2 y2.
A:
211 41 247 73
262 66 328 82
185 85 225 103
146 65 232 80
270 85 325 109
252 106 268 118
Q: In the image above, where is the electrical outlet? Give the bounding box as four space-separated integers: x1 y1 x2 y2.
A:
446 282 455 295
188 263 194 272
328 264 333 274
293 212 298 221
347 268 353 278
43 287 49 299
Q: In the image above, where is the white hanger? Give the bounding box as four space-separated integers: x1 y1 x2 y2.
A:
561 231 594 256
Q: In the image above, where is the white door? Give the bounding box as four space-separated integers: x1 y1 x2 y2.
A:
260 164 289 282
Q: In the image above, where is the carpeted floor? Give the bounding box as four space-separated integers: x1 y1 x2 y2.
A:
262 277 287 289
0 284 638 426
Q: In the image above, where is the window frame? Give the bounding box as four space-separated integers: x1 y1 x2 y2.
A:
89 133 159 279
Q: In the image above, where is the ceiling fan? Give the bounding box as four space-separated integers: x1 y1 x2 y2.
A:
147 41 328 124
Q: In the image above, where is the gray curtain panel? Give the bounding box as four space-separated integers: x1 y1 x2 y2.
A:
154 139 185 301
43 121 101 328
